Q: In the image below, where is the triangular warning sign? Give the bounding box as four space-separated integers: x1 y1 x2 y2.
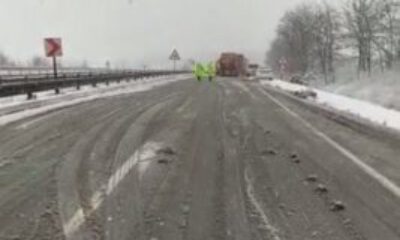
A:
169 49 181 61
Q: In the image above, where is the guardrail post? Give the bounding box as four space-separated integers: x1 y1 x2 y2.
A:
26 87 34 100
76 80 81 90
27 91 33 100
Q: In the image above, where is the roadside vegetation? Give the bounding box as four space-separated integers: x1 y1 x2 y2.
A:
267 0 400 109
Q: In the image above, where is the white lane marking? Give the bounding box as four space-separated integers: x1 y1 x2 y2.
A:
63 208 86 237
245 168 282 240
63 142 162 238
0 160 12 169
260 88 400 199
105 142 158 195
138 160 152 180
90 189 104 210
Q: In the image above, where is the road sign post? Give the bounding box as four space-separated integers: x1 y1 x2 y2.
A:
52 56 58 79
169 49 181 72
44 38 63 79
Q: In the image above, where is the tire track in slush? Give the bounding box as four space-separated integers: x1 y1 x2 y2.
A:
156 88 209 240
182 85 225 240
63 142 162 238
140 83 223 240
223 80 282 240
244 168 282 240
101 90 196 240
139 88 198 213
259 87 400 200
61 93 182 239
135 88 201 240
0 100 132 240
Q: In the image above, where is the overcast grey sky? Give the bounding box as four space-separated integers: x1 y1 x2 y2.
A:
0 0 320 68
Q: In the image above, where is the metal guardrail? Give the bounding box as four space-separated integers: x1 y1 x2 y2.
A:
0 70 187 99
0 67 123 75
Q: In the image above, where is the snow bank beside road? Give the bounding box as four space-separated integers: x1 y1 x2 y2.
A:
321 63 400 111
0 74 190 126
266 79 309 92
0 75 188 109
261 79 400 131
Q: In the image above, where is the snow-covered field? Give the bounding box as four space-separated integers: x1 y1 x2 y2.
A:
262 79 400 132
315 62 400 111
0 74 190 126
323 76 400 112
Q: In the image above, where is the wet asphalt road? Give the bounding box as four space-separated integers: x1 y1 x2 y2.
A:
0 77 399 240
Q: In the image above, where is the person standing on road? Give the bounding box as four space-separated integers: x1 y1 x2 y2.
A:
193 62 206 82
206 62 216 81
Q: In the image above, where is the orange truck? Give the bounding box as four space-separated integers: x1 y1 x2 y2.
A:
216 53 248 77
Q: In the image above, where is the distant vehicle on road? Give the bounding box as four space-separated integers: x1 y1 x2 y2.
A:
247 63 259 77
255 67 274 80
216 53 248 77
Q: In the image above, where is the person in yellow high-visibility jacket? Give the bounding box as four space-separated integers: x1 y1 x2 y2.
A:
206 62 216 81
193 63 206 82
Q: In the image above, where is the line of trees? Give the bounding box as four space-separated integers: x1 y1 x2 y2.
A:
0 52 50 68
0 52 17 67
267 0 400 83
0 52 92 69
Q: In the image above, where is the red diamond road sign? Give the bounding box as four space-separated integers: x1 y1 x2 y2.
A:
44 38 63 57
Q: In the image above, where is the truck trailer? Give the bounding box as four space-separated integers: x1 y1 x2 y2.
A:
216 53 248 77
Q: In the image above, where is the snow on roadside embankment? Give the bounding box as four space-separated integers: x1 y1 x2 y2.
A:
323 66 400 111
0 74 190 126
261 79 400 132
